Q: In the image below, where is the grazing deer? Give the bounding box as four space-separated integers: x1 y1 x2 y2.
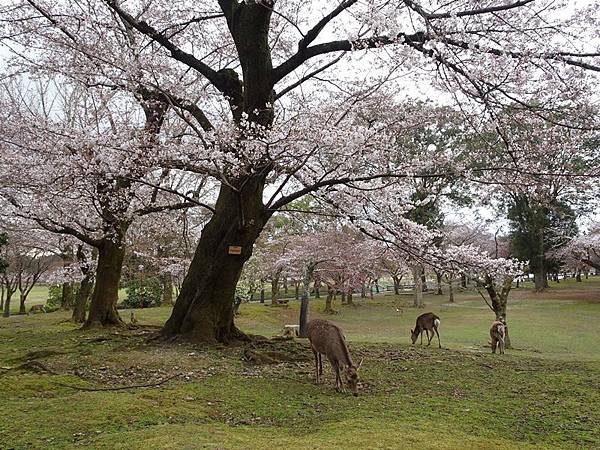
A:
490 320 506 354
410 312 441 348
130 311 138 325
29 304 45 314
306 319 363 396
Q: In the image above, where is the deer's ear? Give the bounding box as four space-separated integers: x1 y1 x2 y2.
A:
357 358 364 370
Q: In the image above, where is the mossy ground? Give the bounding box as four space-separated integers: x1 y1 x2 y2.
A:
1 278 599 449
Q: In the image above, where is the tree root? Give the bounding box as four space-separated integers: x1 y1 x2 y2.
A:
53 373 179 392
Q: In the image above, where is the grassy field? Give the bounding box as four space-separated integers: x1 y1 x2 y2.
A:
1 278 599 449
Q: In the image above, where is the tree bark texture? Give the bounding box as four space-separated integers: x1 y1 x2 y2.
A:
162 180 270 343
84 236 127 328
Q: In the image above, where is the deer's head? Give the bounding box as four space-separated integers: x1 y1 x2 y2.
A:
346 358 363 396
410 328 419 344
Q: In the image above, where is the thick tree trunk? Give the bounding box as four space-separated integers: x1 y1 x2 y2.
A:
534 266 548 291
260 286 265 304
61 282 74 310
412 265 423 308
2 292 12 317
576 268 582 282
162 181 269 343
347 291 354 305
271 276 280 305
85 237 127 328
324 290 335 314
340 292 347 305
160 2 276 343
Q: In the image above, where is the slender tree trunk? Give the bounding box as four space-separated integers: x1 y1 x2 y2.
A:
162 272 174 305
392 275 400 295
435 272 443 295
324 289 335 314
72 247 95 324
294 282 299 300
0 285 4 310
162 180 270 343
484 276 513 348
375 280 380 294
347 291 354 305
361 283 366 298
61 245 75 310
260 286 265 304
18 292 26 315
84 236 127 328
283 277 288 294
576 268 582 282
298 262 315 338
314 280 320 299
461 273 467 288
412 265 423 308
448 278 454 303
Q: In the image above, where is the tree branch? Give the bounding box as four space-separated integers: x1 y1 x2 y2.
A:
298 0 358 51
135 202 198 217
103 1 232 94
403 0 536 20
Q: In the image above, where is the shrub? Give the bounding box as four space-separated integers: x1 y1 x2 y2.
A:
122 277 163 308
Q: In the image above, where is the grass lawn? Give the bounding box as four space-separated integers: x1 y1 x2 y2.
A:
0 278 599 449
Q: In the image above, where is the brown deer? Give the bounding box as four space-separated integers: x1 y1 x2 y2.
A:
306 319 363 396
410 312 441 348
490 320 506 354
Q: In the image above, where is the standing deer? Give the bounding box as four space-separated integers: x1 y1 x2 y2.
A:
490 320 506 354
410 312 441 348
306 319 362 396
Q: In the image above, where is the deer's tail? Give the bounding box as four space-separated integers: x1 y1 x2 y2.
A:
434 318 441 328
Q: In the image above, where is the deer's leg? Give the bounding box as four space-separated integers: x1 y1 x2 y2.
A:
420 330 423 345
491 337 497 354
427 329 434 346
434 327 441 348
335 364 344 392
312 350 320 382
318 353 323 376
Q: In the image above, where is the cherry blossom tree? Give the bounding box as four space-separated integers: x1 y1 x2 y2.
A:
557 227 600 274
0 226 57 317
0 78 201 326
1 0 599 342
